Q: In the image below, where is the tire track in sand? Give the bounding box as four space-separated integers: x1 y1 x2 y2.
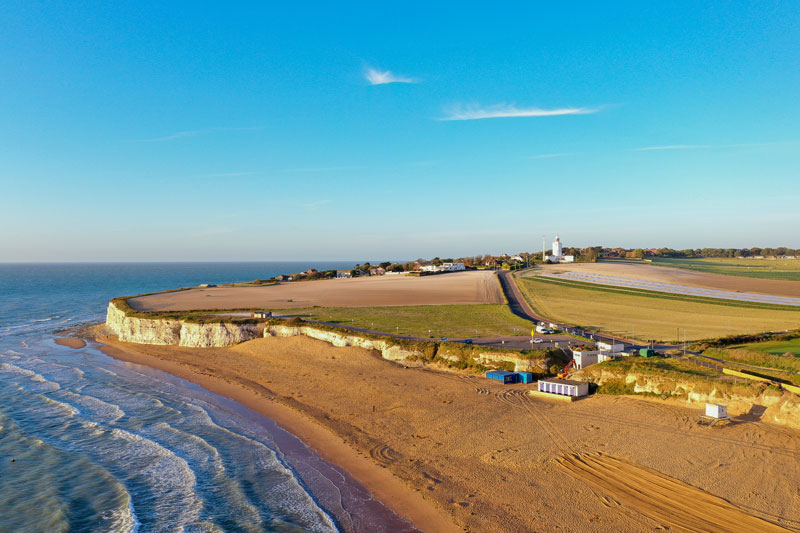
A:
557 452 791 532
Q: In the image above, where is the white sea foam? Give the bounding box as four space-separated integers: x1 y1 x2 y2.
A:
60 391 125 423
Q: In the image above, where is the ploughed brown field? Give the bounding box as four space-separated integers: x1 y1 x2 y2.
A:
99 334 800 532
129 271 504 311
540 262 800 298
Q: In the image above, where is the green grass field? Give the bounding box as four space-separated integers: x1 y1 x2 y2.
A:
516 276 800 342
652 257 800 281
701 345 800 378
727 338 800 356
273 304 537 338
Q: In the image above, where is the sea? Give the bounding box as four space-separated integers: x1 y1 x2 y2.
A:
0 262 417 533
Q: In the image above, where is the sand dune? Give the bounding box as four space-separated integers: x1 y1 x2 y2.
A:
129 271 504 311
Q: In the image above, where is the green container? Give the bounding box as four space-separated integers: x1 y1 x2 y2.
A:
639 348 656 357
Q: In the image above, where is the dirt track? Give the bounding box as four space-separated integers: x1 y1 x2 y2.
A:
129 271 504 311
558 452 789 532
538 262 800 297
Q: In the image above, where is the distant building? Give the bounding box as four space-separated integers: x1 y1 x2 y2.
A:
336 270 352 278
420 262 465 273
251 311 272 319
545 236 575 263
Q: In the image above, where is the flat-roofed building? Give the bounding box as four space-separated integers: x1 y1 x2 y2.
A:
537 378 589 397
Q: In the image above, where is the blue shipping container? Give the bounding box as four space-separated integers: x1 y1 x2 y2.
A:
486 370 518 384
516 372 534 384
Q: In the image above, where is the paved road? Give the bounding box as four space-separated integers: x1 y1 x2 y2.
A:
498 270 641 351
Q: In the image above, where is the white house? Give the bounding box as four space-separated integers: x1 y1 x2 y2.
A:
421 262 465 273
562 255 576 263
336 270 352 278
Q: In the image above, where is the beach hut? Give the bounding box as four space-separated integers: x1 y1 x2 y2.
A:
486 370 518 384
537 378 589 397
516 371 535 384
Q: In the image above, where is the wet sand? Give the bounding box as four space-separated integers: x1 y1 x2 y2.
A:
128 271 504 311
538 262 800 297
55 337 87 349
96 334 800 532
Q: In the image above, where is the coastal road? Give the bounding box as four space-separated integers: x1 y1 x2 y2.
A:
497 270 648 352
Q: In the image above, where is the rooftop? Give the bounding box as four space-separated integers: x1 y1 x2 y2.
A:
538 378 587 387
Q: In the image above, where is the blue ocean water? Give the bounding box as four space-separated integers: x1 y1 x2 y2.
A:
0 263 415 532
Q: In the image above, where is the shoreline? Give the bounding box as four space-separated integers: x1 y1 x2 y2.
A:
94 334 460 533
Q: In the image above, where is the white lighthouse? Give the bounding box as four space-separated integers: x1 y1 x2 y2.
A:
552 236 563 261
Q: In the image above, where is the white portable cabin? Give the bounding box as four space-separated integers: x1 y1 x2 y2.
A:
572 351 599 369
537 378 589 397
597 341 625 353
705 403 727 419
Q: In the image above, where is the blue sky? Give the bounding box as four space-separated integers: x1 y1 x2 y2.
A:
1 2 798 261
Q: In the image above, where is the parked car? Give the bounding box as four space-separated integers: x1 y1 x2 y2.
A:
465 339 473 344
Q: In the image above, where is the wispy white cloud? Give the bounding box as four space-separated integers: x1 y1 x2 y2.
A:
365 67 418 85
301 199 330 211
527 152 575 160
194 171 260 178
439 104 598 121
634 144 712 151
282 165 362 173
129 126 262 143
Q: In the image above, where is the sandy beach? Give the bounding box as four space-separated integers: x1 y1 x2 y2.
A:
95 332 800 532
538 262 800 297
128 271 504 311
55 337 87 349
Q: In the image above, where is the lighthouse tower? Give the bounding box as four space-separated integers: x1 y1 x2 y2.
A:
552 236 563 261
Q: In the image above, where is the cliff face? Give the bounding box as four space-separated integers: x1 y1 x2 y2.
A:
105 302 182 345
105 301 259 348
581 367 800 428
263 325 424 365
105 300 551 371
179 322 262 348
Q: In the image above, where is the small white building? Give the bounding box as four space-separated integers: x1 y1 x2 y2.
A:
537 378 589 397
572 351 599 369
705 403 728 419
598 352 621 363
251 311 272 319
336 270 352 278
597 342 625 353
562 255 576 263
442 262 465 271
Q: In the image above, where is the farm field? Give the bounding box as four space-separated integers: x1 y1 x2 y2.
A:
516 276 800 342
537 261 800 297
128 270 504 311
653 257 800 281
279 304 536 338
